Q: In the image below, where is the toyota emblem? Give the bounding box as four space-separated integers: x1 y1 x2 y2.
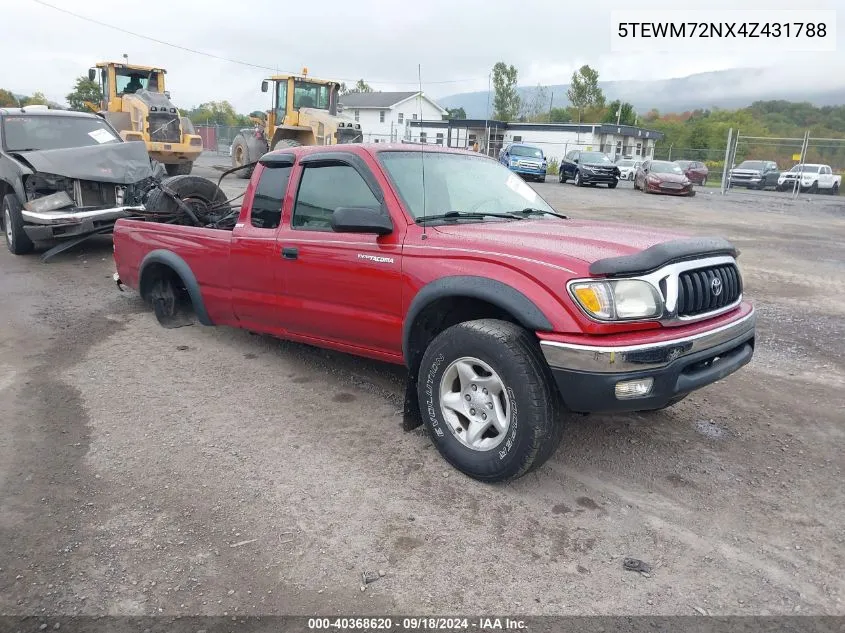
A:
711 277 723 296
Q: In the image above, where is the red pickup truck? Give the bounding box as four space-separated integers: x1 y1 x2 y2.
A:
112 144 756 482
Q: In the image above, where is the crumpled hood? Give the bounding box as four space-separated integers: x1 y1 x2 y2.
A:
13 142 153 184
432 219 691 272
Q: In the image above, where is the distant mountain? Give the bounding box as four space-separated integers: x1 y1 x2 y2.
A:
437 67 845 119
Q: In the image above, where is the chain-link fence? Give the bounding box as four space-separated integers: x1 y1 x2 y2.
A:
194 125 253 155
721 129 843 198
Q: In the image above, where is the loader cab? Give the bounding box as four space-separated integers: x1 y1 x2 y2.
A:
90 63 167 112
262 72 340 131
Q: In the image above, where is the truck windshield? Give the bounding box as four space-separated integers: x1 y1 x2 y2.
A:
790 165 820 173
510 146 543 158
737 161 764 170
1 115 121 152
378 151 557 221
293 81 330 110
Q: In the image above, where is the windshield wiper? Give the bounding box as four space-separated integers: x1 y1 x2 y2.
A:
512 207 568 219
10 148 40 152
416 211 525 224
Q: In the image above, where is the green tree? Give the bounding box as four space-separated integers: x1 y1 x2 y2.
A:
549 107 571 123
341 79 373 95
20 91 48 106
491 62 520 121
602 100 636 126
66 76 103 112
445 106 466 120
187 100 243 126
567 65 605 122
0 89 19 107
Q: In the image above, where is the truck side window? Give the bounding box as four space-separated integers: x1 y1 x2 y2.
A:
292 164 380 231
251 165 292 229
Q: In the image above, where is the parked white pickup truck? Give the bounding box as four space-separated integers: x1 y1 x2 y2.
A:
777 164 841 194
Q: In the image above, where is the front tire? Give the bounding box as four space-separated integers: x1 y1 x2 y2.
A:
3 194 34 255
558 171 566 184
574 171 583 187
832 182 840 196
417 319 564 482
809 181 819 194
608 179 618 189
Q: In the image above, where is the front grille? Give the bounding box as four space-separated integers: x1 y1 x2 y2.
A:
676 264 742 317
517 160 542 169
77 180 117 207
147 113 181 143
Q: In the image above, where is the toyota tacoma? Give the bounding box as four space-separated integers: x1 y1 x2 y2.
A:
112 144 756 482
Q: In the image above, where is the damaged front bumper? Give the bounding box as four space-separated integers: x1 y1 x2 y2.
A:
21 203 143 241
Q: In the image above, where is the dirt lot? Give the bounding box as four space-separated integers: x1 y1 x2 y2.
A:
1 159 843 618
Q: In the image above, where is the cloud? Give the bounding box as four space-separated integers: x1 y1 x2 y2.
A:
2 0 842 113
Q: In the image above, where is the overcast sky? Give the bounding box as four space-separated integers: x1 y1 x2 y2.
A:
2 0 843 112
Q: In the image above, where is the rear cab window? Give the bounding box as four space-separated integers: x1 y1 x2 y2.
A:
250 164 293 229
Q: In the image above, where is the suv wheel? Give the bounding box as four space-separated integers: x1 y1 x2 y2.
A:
574 171 583 187
3 194 34 255
558 171 566 184
417 319 564 482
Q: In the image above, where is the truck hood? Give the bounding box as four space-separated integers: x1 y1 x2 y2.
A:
432 219 691 272
12 142 153 184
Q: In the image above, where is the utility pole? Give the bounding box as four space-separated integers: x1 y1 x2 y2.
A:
616 107 621 126
548 92 554 122
485 72 491 156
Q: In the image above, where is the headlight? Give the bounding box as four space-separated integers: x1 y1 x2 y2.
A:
509 158 518 166
570 279 663 320
647 175 660 183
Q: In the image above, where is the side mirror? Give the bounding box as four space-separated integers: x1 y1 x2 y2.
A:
331 206 393 236
164 91 171 99
261 80 269 93
88 68 96 82
573 158 579 164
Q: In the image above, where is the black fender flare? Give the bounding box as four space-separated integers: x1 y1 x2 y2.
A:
402 276 554 365
138 250 213 326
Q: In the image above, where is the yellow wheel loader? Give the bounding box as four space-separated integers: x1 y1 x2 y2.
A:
231 68 362 178
88 62 203 176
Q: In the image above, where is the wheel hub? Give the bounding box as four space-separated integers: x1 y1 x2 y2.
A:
439 356 510 452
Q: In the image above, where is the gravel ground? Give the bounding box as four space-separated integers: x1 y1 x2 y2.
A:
1 158 843 618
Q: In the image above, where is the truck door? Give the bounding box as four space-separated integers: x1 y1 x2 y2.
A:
228 153 295 333
274 152 404 357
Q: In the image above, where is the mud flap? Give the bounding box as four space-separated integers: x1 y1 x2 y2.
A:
402 372 423 432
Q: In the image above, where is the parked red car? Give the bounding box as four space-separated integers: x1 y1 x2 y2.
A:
675 160 708 185
113 144 754 482
635 160 696 196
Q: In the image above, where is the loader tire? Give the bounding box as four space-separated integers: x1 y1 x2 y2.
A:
231 134 253 179
271 138 303 151
165 162 193 176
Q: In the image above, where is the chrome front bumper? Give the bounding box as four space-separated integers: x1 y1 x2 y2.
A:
22 205 143 226
540 309 756 374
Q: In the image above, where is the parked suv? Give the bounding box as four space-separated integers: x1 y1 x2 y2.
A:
616 158 641 181
498 143 547 182
559 150 620 188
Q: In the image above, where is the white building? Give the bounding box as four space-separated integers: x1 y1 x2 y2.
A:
407 119 664 163
339 91 448 143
